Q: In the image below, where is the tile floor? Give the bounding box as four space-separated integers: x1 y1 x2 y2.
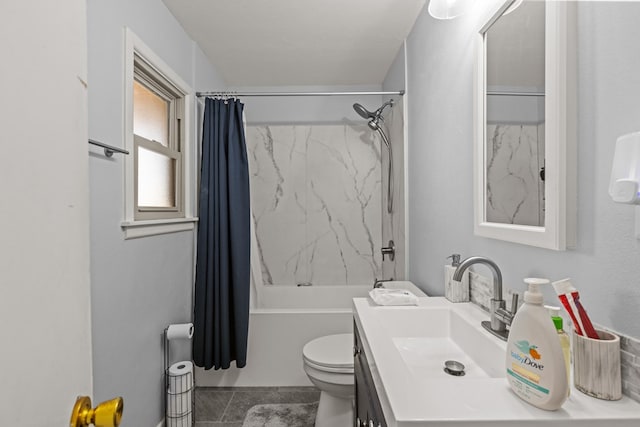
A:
194 386 320 426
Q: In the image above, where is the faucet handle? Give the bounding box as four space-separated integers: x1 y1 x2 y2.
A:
495 293 520 328
510 293 519 315
381 240 395 261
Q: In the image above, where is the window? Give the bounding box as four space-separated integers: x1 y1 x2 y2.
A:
133 58 183 220
123 29 196 238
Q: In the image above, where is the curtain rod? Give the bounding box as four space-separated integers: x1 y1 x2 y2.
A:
487 91 544 97
196 90 405 98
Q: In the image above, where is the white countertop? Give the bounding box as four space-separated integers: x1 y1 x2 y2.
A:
353 297 640 426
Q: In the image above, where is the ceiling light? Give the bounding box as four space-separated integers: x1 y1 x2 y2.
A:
428 0 473 20
504 0 525 15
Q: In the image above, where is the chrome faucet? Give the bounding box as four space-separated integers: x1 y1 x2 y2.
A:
452 256 518 341
373 278 394 289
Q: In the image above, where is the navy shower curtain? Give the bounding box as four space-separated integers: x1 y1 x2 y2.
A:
193 98 251 370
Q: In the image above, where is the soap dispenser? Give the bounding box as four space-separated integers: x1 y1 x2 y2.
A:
506 278 569 410
444 254 469 303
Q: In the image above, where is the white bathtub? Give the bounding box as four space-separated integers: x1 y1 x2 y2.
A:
194 282 426 387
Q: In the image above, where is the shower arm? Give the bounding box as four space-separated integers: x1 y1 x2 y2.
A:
376 100 394 119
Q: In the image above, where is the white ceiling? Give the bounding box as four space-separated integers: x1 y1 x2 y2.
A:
162 0 426 87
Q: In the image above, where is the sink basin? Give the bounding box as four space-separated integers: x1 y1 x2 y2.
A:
373 306 504 379
393 337 492 378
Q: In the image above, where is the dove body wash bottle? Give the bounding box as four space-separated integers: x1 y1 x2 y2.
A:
505 278 569 410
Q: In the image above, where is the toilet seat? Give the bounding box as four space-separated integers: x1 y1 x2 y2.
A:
303 333 354 373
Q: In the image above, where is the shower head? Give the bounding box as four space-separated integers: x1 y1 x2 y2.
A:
353 103 376 120
353 99 394 122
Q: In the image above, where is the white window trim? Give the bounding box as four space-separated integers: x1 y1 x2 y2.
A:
121 217 199 239
123 28 197 239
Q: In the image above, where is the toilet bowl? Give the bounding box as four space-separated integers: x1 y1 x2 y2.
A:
303 333 354 427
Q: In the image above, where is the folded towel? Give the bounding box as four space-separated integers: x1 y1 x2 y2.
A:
381 280 428 297
369 288 419 306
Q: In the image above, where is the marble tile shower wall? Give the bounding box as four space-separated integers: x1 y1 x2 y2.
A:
468 273 640 403
246 124 382 286
486 123 545 226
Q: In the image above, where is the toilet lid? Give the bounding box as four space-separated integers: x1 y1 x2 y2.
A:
303 333 354 370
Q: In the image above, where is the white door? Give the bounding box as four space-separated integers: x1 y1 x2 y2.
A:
1 0 94 425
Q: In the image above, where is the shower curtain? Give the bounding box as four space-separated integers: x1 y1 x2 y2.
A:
193 98 251 370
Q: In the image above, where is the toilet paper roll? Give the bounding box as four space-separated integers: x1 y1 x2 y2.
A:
167 386 192 417
168 361 193 393
166 411 192 427
166 323 194 340
168 361 193 377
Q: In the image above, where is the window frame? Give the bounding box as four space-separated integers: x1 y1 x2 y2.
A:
133 62 183 220
123 28 197 239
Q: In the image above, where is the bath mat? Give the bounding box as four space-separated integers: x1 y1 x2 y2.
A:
242 402 318 427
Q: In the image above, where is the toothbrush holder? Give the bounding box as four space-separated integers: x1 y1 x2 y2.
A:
573 329 622 401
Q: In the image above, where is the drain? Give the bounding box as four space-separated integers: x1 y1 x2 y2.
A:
443 360 466 376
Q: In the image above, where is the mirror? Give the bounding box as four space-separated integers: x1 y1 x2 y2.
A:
486 0 545 227
474 0 576 250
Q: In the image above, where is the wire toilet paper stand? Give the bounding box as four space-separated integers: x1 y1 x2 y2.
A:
164 325 194 427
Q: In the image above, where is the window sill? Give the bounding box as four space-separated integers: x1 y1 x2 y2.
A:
121 217 198 239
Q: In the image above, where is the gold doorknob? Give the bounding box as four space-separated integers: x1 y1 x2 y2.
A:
70 396 124 427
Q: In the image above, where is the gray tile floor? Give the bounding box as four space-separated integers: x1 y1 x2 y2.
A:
194 386 320 426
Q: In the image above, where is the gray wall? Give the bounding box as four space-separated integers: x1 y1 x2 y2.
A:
383 43 406 93
406 1 640 339
87 1 225 425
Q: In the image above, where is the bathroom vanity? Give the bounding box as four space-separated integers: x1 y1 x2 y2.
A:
354 321 387 427
353 297 640 427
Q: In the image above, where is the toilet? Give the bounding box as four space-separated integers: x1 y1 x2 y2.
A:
302 333 354 427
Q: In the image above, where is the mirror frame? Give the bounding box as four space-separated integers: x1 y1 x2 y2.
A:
474 0 576 250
